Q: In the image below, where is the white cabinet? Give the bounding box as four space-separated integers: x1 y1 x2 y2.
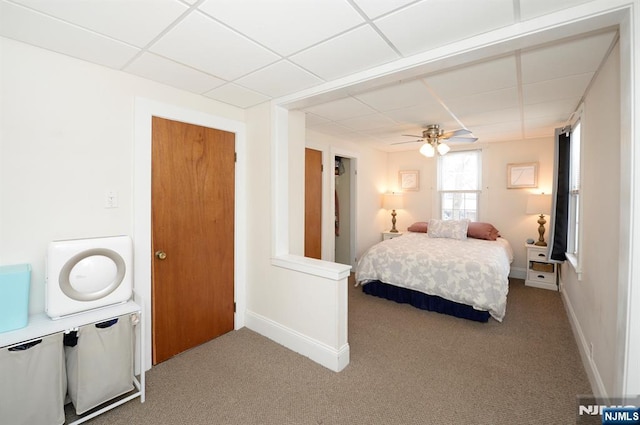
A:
382 231 403 241
525 244 558 290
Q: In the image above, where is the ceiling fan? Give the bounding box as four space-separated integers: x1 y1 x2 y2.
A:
393 124 478 157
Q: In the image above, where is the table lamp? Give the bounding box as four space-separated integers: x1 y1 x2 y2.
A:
526 193 552 246
383 192 404 233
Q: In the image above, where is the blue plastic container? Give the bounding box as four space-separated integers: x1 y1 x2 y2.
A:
0 264 31 333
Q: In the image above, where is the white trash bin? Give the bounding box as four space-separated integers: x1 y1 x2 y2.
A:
0 333 66 425
65 314 134 415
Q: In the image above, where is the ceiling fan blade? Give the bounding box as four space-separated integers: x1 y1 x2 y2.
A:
391 139 422 145
446 136 478 143
441 128 472 139
401 134 422 138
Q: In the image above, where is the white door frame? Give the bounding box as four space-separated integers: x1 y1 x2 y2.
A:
133 98 247 371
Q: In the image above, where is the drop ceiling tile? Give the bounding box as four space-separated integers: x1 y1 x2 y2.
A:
521 30 617 84
305 113 332 127
358 124 419 139
150 11 279 81
199 0 364 56
523 98 580 121
234 61 324 98
0 1 139 69
354 79 435 112
374 0 515 56
11 0 188 47
351 0 416 19
307 121 365 139
125 53 225 94
304 97 377 121
203 83 270 109
522 73 593 104
383 103 453 128
471 121 523 142
457 107 521 128
523 116 563 138
336 113 399 132
519 0 593 21
424 55 518 99
445 87 520 116
289 25 399 81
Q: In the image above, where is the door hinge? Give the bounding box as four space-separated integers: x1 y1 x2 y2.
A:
233 302 236 313
321 164 324 172
234 152 237 162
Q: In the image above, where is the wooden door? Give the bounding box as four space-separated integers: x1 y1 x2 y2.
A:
305 148 322 259
151 117 235 364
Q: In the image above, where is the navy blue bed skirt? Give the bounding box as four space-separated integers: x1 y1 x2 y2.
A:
362 280 490 323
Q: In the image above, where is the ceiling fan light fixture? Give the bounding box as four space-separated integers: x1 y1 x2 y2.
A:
397 124 475 157
419 142 435 157
437 142 450 155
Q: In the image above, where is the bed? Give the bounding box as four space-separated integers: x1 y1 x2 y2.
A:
355 220 513 322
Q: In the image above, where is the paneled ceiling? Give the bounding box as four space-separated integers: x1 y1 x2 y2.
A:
0 0 617 151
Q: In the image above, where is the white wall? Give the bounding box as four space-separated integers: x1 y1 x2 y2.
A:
1 39 351 372
244 105 350 372
560 41 621 398
387 139 554 272
0 38 244 315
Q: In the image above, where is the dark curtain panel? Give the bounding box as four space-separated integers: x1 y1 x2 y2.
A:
548 128 570 262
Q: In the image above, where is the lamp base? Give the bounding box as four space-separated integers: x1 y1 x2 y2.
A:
535 214 547 247
390 210 398 233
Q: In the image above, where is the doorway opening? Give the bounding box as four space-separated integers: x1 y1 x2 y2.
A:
333 155 357 268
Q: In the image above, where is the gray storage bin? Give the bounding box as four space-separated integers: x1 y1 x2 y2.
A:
0 333 66 425
65 314 134 415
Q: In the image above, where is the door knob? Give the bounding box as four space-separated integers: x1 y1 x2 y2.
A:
155 250 167 260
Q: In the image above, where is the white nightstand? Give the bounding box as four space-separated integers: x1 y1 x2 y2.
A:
382 231 403 241
525 244 558 290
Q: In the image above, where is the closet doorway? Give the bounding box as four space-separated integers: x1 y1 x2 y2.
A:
334 156 356 267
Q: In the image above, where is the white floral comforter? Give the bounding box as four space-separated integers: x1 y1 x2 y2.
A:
356 233 514 321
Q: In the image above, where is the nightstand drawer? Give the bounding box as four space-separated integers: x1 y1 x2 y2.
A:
525 244 557 290
527 270 555 283
382 231 403 241
527 249 549 262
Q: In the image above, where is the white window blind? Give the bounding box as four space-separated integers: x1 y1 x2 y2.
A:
570 122 581 192
438 150 481 220
568 121 581 256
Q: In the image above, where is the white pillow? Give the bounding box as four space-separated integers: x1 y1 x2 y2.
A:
428 219 469 240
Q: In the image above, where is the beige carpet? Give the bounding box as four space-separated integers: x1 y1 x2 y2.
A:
75 278 591 424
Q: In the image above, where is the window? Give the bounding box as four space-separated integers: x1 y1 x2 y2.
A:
438 150 481 220
568 121 581 257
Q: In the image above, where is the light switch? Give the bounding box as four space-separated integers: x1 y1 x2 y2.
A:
105 191 118 208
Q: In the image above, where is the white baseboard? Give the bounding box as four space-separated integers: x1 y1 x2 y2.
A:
245 310 350 372
560 280 607 399
509 267 526 280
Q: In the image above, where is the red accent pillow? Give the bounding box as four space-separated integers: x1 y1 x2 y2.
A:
467 222 501 241
407 222 428 233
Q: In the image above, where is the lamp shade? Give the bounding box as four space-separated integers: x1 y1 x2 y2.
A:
526 193 551 215
383 192 404 210
437 143 450 155
419 142 435 157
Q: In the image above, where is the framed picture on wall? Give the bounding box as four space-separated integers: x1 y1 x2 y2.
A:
399 170 419 191
507 162 538 188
